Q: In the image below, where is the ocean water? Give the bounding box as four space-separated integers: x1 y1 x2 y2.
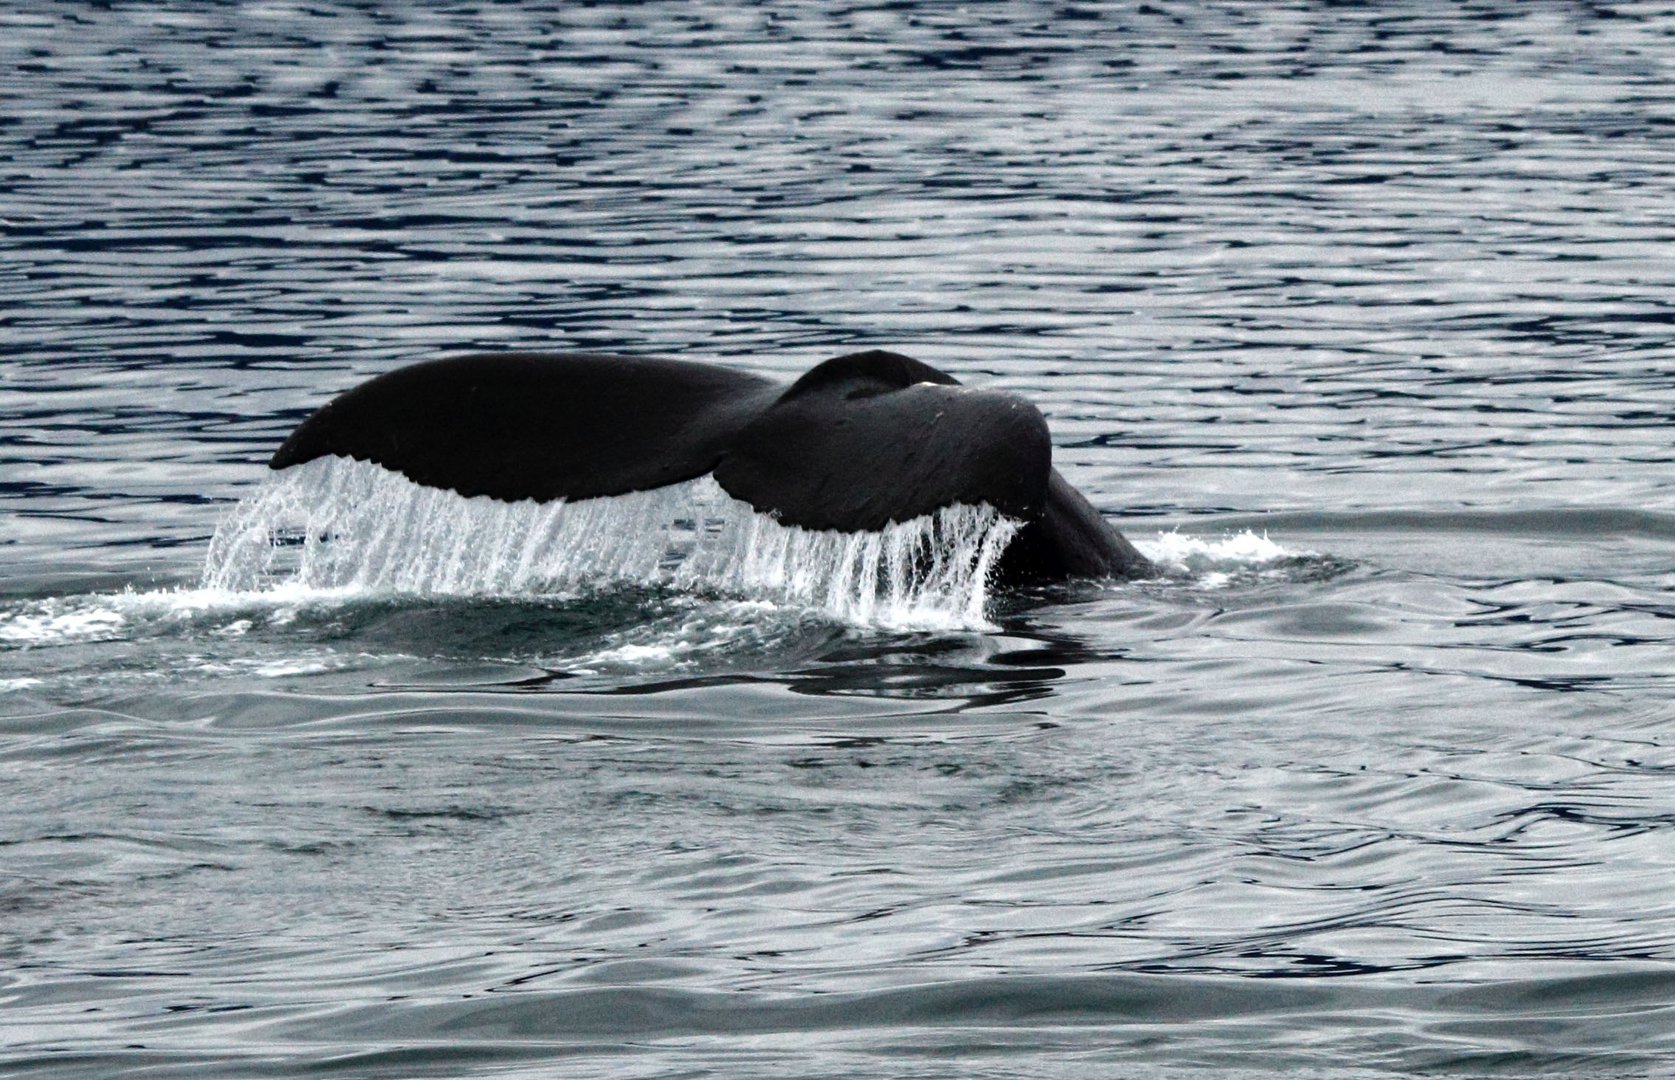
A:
3 2 1674 1076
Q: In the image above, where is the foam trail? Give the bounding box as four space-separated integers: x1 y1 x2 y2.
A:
202 457 1020 630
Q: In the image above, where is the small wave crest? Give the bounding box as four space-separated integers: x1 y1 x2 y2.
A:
0 585 332 654
0 584 837 689
0 602 129 648
1138 529 1321 588
200 457 1020 631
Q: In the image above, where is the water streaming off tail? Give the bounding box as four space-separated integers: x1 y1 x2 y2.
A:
201 456 1020 630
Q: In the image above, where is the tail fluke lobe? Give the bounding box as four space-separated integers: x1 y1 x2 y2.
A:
268 352 777 502
714 351 1053 532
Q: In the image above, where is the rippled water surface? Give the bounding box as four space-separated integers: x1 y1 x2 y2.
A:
4 3 1674 1076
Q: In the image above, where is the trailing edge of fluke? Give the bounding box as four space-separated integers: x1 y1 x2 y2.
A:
268 349 1154 584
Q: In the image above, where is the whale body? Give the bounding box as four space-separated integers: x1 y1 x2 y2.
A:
268 349 1153 584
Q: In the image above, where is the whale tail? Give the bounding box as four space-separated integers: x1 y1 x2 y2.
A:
268 349 1151 583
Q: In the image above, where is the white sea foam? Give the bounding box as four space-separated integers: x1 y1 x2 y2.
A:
566 598 795 673
1138 528 1313 588
0 604 128 646
200 456 1021 631
0 587 279 651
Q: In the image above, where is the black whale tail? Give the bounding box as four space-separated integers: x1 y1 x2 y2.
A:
268 349 1152 584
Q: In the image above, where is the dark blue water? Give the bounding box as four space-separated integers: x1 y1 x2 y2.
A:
4 3 1674 1076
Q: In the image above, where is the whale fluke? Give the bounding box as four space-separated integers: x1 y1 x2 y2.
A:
267 349 1153 583
269 352 779 502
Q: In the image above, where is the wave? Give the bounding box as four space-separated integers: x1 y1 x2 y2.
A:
1138 528 1324 588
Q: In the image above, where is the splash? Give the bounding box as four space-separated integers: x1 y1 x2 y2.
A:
1138 529 1317 588
201 456 1020 630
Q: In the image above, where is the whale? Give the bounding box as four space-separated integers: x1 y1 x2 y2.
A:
268 349 1154 584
